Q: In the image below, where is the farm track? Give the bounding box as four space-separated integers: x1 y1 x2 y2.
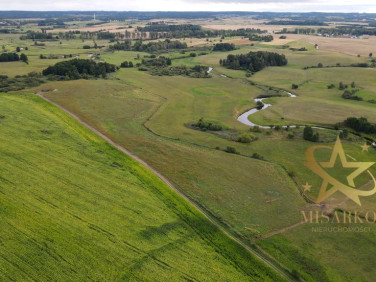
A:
254 221 307 241
36 93 293 282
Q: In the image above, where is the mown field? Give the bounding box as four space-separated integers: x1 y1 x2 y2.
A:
2 18 376 281
0 93 282 281
257 220 376 282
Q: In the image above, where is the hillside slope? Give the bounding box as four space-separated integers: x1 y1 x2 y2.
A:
0 93 280 281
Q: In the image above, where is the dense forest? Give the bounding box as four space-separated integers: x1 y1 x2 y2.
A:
42 59 117 79
0 52 20 62
109 39 187 52
0 52 28 63
248 34 274 42
213 43 236 51
220 51 287 72
344 117 376 134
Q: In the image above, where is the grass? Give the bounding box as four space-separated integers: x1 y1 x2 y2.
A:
2 24 376 281
0 92 282 281
38 78 305 238
257 218 376 281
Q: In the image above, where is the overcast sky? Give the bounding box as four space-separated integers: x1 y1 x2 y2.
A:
0 0 375 13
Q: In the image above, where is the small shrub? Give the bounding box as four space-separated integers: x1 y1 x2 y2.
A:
193 118 223 131
236 133 256 143
225 146 239 154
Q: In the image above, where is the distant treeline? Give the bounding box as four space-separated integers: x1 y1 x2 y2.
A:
249 34 273 42
213 43 236 51
42 59 117 79
38 19 65 27
277 28 316 35
317 27 376 36
277 26 376 36
138 24 267 39
109 39 187 52
266 20 328 26
220 51 287 72
0 52 28 63
20 30 57 40
16 26 270 42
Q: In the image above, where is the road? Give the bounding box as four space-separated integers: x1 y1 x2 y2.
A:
37 93 292 281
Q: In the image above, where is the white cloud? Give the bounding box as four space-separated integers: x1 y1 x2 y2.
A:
0 0 375 12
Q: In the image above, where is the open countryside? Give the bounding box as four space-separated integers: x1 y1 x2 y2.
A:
1 8 376 282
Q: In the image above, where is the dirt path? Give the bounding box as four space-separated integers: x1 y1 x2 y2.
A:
254 221 307 241
36 93 292 281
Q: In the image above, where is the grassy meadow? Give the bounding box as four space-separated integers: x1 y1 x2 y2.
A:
0 92 282 281
1 17 376 281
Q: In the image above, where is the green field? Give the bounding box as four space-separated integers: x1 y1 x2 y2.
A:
0 93 281 281
1 15 376 281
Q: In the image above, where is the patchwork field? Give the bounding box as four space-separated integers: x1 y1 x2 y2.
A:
2 12 376 281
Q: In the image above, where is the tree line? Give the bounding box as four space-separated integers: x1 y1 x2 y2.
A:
248 34 273 42
213 43 236 51
220 51 287 73
276 28 316 35
109 39 187 52
42 59 117 79
138 24 267 39
266 20 328 26
0 52 28 63
20 30 57 40
317 27 376 36
344 117 376 134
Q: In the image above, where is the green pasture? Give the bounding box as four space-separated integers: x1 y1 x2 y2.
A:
0 92 281 281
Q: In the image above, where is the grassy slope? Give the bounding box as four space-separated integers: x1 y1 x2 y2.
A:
41 78 306 238
3 30 376 281
0 93 281 281
40 63 376 282
257 220 376 282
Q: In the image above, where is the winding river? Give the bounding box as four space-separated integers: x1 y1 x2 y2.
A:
237 91 297 129
236 88 376 146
